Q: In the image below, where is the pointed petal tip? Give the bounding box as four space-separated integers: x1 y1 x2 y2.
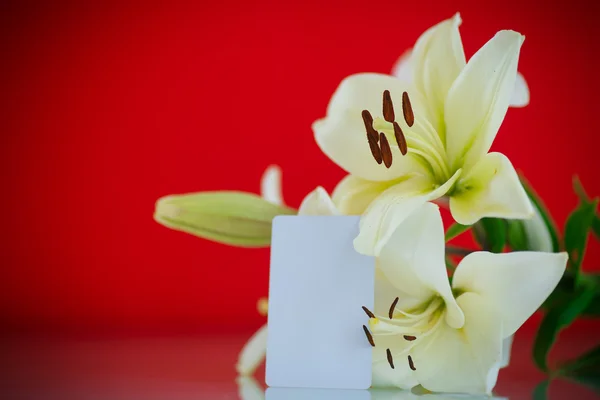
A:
496 30 525 45
452 12 462 25
260 164 284 205
558 251 569 264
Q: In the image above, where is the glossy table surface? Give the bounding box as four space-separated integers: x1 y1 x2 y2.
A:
1 324 598 400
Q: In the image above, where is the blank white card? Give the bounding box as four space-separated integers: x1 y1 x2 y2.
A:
266 216 374 389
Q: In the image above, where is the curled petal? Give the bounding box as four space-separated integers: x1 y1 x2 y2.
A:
354 170 461 257
452 251 568 337
377 203 464 328
450 152 533 225
522 203 554 252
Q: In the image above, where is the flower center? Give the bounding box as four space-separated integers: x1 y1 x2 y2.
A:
361 90 451 183
362 296 446 371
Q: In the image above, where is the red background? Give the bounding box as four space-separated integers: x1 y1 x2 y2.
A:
1 0 599 334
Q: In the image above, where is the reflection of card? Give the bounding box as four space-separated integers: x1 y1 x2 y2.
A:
266 387 371 400
266 216 375 390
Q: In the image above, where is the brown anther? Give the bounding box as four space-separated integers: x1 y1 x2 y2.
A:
362 306 375 319
408 355 416 371
367 133 383 164
386 348 395 369
388 297 399 319
363 325 375 347
379 132 392 168
402 92 414 127
361 110 379 142
382 90 395 123
403 335 417 341
393 122 408 155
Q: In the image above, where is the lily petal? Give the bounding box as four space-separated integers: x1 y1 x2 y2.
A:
313 73 429 182
412 292 503 394
354 169 461 257
500 335 514 368
450 152 533 225
452 251 568 337
236 324 268 376
260 165 284 206
378 203 464 328
298 186 340 216
411 13 466 137
393 48 528 112
391 49 413 83
372 335 419 389
445 30 524 170
331 175 394 215
510 72 529 108
523 203 554 252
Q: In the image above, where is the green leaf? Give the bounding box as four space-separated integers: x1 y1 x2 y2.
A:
445 256 456 272
533 380 550 400
560 345 600 375
564 197 598 284
573 175 591 202
533 287 596 372
543 273 600 317
560 345 600 392
445 223 471 242
519 174 560 252
507 220 528 251
593 215 600 239
473 218 506 253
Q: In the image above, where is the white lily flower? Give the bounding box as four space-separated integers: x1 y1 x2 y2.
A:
522 203 554 252
313 14 534 256
364 203 567 394
237 166 340 376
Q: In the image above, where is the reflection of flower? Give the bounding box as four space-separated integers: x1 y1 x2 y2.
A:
364 203 566 394
236 376 508 400
236 166 340 376
313 14 534 256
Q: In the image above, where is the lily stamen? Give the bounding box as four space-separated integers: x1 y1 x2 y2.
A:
402 91 414 127
380 132 393 168
362 306 376 319
363 325 375 347
403 335 417 341
393 122 408 155
382 90 395 123
386 348 395 369
361 90 412 168
361 110 379 142
389 297 399 319
408 355 416 371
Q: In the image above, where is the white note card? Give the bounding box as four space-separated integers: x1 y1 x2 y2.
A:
266 216 374 390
